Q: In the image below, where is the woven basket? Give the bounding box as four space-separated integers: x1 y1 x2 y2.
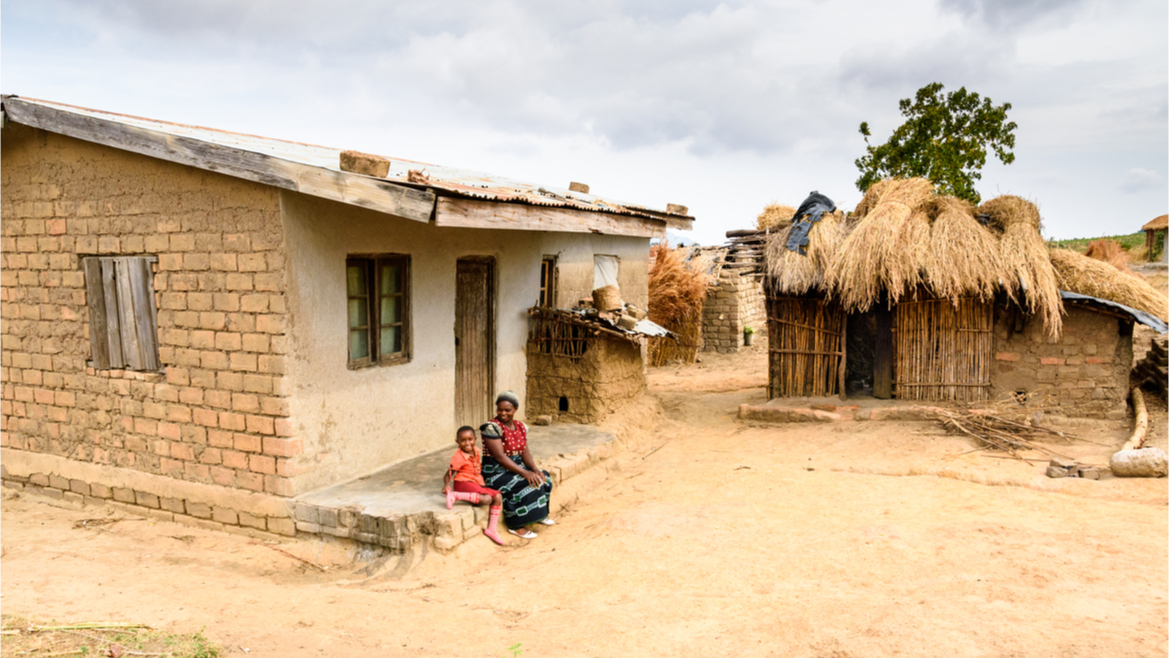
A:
592 285 623 312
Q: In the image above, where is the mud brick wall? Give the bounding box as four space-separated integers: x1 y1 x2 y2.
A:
990 305 1133 419
702 271 765 353
526 338 646 423
1 124 301 497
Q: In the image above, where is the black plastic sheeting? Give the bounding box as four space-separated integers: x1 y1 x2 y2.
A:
1059 290 1168 333
785 191 837 255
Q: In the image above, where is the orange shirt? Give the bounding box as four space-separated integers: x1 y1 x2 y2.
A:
449 447 485 485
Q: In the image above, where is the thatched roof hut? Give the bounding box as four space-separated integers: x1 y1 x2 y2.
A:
764 179 1167 332
1141 214 1167 263
760 179 1167 417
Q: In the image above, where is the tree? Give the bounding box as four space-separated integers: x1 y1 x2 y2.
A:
855 82 1017 204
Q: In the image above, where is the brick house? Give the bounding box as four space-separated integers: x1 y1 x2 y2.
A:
0 95 692 534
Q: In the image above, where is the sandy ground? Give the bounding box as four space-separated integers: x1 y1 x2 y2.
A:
3 345 1167 657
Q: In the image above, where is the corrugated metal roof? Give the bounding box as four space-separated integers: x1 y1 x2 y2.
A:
7 96 691 224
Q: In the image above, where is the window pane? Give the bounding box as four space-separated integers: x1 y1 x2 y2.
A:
381 296 400 324
347 264 366 296
349 330 369 359
380 326 401 355
380 263 401 295
348 298 367 328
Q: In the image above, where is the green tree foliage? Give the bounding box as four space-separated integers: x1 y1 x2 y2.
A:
855 82 1017 204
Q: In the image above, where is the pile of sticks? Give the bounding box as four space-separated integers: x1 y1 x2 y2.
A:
931 405 1086 458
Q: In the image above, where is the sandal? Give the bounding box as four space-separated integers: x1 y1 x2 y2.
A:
508 528 537 539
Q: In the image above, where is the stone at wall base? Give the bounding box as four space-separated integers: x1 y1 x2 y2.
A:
1109 447 1169 478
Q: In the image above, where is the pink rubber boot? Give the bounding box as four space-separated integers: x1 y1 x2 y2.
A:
483 505 505 546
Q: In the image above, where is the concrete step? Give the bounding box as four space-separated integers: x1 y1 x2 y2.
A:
291 424 623 554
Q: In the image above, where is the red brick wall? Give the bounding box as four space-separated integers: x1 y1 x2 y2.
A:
991 304 1133 419
1 124 301 495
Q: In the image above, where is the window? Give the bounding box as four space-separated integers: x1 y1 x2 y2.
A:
593 254 619 290
83 256 160 371
347 255 410 367
539 257 557 307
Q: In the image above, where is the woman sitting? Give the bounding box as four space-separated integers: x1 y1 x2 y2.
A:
480 391 554 539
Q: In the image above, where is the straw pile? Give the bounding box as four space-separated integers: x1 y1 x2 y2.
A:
1084 239 1132 270
979 195 1062 336
827 178 935 310
647 245 715 366
1049 248 1168 320
763 210 848 295
757 203 796 230
924 196 1006 302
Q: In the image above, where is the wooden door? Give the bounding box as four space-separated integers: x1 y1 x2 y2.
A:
766 295 845 398
894 297 993 402
455 257 496 428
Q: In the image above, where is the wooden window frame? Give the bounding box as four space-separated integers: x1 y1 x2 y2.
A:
539 256 558 307
83 256 161 372
346 254 411 369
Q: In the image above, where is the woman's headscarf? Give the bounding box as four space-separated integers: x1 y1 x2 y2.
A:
495 390 520 409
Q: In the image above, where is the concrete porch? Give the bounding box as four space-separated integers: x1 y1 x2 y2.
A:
289 424 622 553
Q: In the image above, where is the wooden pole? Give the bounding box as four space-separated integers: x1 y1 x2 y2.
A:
1122 387 1149 451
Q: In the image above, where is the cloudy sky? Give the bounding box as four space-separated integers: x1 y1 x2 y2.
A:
2 0 1166 244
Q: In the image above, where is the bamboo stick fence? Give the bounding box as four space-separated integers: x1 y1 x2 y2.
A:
893 297 993 402
765 295 844 398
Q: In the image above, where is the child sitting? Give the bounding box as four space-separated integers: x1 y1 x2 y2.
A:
443 426 505 545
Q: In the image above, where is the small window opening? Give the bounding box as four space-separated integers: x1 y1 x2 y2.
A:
558 396 569 412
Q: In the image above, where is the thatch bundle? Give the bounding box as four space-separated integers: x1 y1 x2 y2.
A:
647 245 715 366
757 203 796 230
1049 248 1168 321
763 210 848 295
978 195 1062 336
1084 239 1132 270
827 179 935 310
924 196 1006 302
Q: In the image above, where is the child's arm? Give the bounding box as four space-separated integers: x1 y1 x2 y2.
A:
442 466 454 493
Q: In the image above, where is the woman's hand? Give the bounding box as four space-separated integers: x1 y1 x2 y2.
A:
523 469 545 488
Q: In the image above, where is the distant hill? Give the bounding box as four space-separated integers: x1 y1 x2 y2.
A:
1048 232 1143 253
651 231 700 248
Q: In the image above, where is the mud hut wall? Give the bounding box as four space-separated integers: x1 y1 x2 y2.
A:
990 305 1132 419
702 271 764 353
0 124 300 512
525 338 645 424
554 245 649 310
282 193 651 493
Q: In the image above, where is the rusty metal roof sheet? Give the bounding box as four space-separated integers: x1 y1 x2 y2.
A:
6 96 692 224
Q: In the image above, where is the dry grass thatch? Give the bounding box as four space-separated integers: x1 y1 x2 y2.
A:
979 195 1062 336
757 203 796 230
923 196 1007 302
763 210 848 295
827 179 935 311
1084 238 1132 270
647 245 715 366
1049 248 1169 321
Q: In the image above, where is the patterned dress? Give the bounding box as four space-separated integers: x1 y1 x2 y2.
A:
481 418 553 529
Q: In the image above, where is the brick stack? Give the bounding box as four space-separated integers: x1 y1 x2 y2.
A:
701 270 765 353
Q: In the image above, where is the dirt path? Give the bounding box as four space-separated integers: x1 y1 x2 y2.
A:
3 346 1167 657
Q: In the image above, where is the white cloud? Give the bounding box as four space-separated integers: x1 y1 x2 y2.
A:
1 0 1166 243
1120 168 1162 193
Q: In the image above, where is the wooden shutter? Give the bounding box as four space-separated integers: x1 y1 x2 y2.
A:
82 256 159 371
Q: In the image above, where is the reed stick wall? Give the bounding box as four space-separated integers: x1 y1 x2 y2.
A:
893 297 993 402
765 295 844 398
648 308 703 367
529 314 590 360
